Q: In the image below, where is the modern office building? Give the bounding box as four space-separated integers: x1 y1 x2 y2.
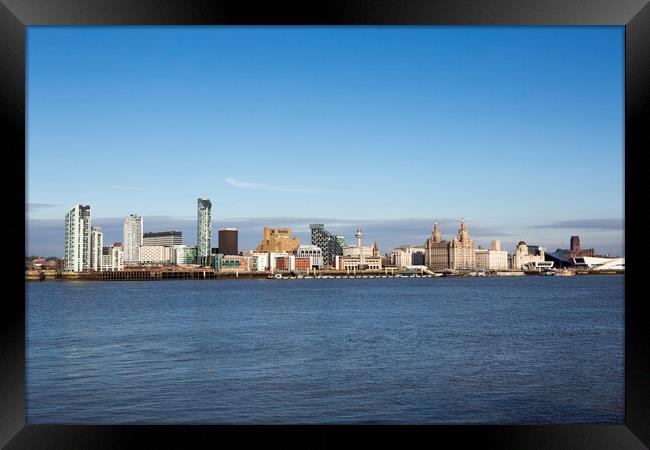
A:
90 226 103 271
390 245 426 267
138 245 173 264
475 240 509 270
176 245 198 265
310 224 343 268
64 204 92 272
216 255 252 271
267 252 294 271
218 228 239 256
197 198 212 266
123 214 143 263
142 231 182 247
100 242 124 271
335 255 382 271
251 252 270 271
295 244 324 269
294 257 311 271
255 227 300 253
488 249 509 270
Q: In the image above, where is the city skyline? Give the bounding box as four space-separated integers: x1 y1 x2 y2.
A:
29 202 624 258
27 26 624 256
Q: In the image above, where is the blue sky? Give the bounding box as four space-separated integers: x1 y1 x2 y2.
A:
27 26 624 256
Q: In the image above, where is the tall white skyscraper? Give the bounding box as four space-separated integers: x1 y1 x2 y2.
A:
90 226 103 271
197 198 212 266
64 204 91 272
123 214 143 263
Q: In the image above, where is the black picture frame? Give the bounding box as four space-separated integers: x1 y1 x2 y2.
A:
3 0 648 447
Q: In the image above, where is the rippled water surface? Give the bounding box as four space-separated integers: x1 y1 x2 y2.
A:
26 276 624 424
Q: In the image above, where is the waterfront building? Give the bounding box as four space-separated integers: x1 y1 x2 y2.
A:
475 248 489 270
251 252 270 271
142 231 182 247
101 252 110 271
391 245 426 268
573 256 624 271
511 241 545 270
488 249 509 270
216 255 252 272
472 240 510 270
295 257 311 271
55 258 66 272
111 243 124 271
341 228 379 266
64 204 91 272
100 242 124 271
336 255 382 271
123 214 143 263
310 224 342 268
176 245 198 265
197 198 212 266
412 249 425 266
218 228 238 256
381 254 394 267
267 252 294 271
523 260 555 271
138 245 173 264
448 219 476 269
255 227 300 253
90 226 103 271
424 222 449 270
295 244 324 269
424 220 477 270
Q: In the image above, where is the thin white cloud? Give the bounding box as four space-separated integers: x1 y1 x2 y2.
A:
104 185 155 192
224 177 330 193
224 177 265 189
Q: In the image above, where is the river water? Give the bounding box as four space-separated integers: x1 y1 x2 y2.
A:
26 276 624 424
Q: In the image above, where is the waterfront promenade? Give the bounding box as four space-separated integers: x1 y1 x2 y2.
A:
25 268 623 281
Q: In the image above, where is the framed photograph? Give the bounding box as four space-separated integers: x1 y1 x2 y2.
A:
4 0 648 447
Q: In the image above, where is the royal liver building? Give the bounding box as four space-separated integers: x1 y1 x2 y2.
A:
424 219 477 270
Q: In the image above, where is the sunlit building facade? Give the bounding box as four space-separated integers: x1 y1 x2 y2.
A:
123 214 143 263
197 198 212 266
64 204 92 272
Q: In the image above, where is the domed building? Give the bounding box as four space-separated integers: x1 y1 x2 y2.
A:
511 240 545 270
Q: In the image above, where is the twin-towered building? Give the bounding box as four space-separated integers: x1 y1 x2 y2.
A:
424 219 476 270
